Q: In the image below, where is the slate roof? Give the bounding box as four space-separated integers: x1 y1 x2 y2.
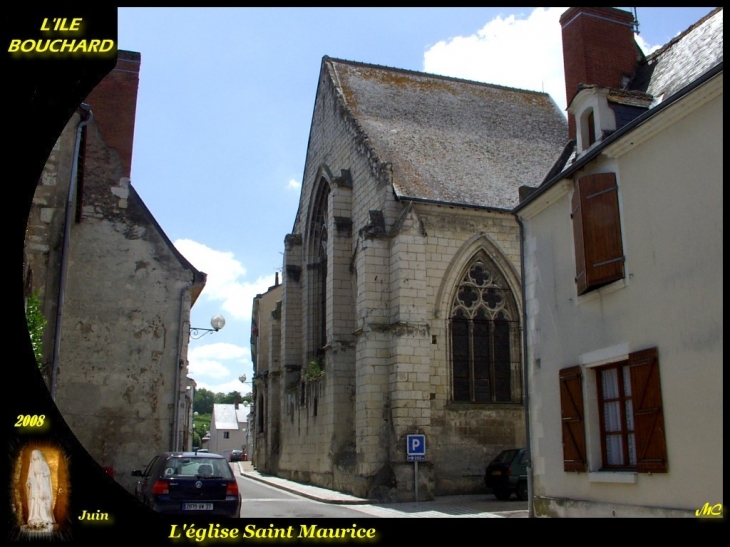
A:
325 58 567 210
631 7 723 102
212 404 239 430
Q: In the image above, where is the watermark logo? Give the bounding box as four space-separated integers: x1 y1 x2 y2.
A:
695 503 723 517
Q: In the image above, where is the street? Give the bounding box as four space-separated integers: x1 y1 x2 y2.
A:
235 472 528 518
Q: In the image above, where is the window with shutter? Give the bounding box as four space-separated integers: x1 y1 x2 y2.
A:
571 173 625 295
559 366 587 472
595 347 667 472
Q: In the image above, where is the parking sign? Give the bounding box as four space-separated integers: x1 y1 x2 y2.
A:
407 434 426 461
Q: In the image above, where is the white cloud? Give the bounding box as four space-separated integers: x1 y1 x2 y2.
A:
189 342 249 362
193 378 254 396
424 8 666 114
286 178 301 191
188 342 252 387
188 358 232 379
424 8 569 111
174 239 276 320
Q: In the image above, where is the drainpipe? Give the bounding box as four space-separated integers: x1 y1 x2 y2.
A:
516 215 534 518
50 104 92 400
172 285 190 451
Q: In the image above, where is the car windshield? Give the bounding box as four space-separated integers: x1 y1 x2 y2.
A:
161 456 234 479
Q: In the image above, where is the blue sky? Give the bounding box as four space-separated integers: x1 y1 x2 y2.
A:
116 7 716 396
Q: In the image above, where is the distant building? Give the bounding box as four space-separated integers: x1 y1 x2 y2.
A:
250 275 282 470
514 7 723 517
23 50 207 492
209 404 246 454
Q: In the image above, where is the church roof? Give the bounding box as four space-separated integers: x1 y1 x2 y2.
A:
324 57 567 210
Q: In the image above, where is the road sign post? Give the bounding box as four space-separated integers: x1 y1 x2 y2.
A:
407 435 426 501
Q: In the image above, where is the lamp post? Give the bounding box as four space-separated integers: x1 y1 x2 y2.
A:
176 315 224 451
190 314 226 339
239 374 254 463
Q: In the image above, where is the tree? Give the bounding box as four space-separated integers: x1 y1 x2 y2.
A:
193 388 215 415
216 391 243 406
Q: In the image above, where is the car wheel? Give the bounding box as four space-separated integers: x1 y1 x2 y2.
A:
493 489 512 501
516 481 528 501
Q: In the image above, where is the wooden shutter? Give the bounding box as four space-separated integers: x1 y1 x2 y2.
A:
572 173 625 295
571 187 587 294
628 347 668 473
559 366 587 472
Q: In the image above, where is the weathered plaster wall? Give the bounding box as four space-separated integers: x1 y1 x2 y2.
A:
522 85 722 516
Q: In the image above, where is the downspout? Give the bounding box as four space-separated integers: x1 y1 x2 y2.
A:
50 104 92 400
172 285 190 451
516 215 534 518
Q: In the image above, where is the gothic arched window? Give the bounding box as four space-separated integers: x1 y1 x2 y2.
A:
307 181 329 362
450 256 520 403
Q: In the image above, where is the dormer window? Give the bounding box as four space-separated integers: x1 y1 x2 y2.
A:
568 87 616 153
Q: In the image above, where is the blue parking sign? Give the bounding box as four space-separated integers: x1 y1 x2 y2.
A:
407 434 426 461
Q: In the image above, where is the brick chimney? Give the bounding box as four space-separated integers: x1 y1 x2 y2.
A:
83 50 141 178
560 7 639 139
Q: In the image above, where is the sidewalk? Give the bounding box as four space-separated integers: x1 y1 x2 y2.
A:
233 461 528 518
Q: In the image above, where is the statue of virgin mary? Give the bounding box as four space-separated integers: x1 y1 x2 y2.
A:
25 449 56 530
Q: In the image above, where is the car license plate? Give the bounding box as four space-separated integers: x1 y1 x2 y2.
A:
183 503 213 510
492 470 501 476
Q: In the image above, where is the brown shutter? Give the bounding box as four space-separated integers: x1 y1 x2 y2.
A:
573 173 625 295
628 347 668 473
571 185 587 294
559 366 587 472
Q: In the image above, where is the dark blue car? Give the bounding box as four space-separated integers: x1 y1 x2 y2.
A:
132 451 241 517
484 448 528 501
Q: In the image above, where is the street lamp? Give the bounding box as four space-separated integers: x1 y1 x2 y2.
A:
190 314 226 340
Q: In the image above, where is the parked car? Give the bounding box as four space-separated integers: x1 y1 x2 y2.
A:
220 449 243 462
484 448 528 501
131 452 241 516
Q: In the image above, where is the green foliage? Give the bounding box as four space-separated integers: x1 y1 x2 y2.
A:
304 358 324 380
193 388 215 414
25 291 46 366
216 390 243 406
193 413 211 442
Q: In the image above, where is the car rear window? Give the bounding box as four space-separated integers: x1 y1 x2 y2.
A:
493 449 519 464
161 457 234 479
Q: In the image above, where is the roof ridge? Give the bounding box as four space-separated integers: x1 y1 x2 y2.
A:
323 55 553 98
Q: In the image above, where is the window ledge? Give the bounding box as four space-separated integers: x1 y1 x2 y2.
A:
589 471 637 484
445 402 523 411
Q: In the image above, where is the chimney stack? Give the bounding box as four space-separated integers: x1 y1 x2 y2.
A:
83 50 141 178
560 7 639 139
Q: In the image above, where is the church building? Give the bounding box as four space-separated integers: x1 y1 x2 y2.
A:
252 56 567 500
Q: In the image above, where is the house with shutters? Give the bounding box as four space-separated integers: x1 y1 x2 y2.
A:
254 56 567 501
514 7 723 517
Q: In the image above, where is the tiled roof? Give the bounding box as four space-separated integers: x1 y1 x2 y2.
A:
326 58 568 210
632 7 723 101
212 404 239 430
